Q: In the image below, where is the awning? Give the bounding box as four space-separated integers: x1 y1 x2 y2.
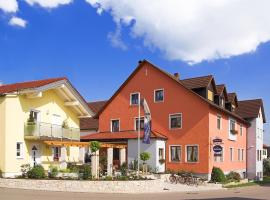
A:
80 130 168 141
43 141 127 149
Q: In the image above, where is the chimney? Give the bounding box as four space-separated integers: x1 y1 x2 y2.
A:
174 73 180 79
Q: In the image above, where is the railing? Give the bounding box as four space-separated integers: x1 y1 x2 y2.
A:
24 122 80 141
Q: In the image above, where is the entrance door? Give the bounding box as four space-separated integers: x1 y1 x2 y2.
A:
31 144 41 167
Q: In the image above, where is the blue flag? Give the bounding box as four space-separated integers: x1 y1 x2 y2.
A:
142 99 151 144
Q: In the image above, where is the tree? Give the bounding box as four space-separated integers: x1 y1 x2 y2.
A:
140 152 151 174
89 141 101 179
90 141 101 153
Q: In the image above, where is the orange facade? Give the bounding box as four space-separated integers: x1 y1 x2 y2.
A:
98 61 247 175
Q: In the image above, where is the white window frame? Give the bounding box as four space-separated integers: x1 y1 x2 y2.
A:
169 145 182 162
130 92 140 106
185 145 199 163
134 116 144 131
238 148 241 161
16 142 24 159
229 118 237 141
30 109 41 122
110 118 120 132
217 114 222 130
240 124 243 136
230 147 234 162
241 149 245 161
154 88 164 103
169 113 182 130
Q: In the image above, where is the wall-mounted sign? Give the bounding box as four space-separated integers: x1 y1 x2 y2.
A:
213 145 223 153
213 138 222 143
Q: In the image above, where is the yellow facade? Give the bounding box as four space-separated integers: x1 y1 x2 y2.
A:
0 89 86 177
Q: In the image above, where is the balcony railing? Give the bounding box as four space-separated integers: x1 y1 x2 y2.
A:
24 122 80 141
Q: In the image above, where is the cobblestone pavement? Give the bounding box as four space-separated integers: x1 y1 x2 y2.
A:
0 185 270 200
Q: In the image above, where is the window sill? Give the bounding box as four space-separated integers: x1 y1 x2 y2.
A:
16 157 24 160
185 161 199 164
169 127 182 130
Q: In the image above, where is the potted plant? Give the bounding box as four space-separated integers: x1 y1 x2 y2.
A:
231 129 238 134
159 158 166 165
140 152 151 175
90 141 101 179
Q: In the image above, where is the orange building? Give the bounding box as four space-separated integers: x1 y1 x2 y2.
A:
82 60 252 179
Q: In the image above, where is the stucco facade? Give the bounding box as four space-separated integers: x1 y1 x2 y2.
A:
93 61 248 178
0 78 93 177
246 109 264 180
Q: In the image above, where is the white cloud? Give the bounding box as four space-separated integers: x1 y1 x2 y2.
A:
86 0 270 64
25 0 73 9
0 0 18 13
9 16 27 28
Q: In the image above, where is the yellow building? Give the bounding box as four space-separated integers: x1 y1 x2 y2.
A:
0 77 94 177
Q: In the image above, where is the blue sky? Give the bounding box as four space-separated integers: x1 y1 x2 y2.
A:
0 1 269 144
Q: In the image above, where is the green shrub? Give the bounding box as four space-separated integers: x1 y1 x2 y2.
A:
67 163 80 173
27 165 45 179
263 158 270 176
226 171 241 182
120 162 128 176
211 167 226 183
0 168 2 178
79 164 91 180
49 166 58 178
105 176 113 180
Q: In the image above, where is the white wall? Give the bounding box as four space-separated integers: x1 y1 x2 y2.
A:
127 139 165 173
247 108 264 180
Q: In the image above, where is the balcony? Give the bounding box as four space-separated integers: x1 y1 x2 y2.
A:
24 122 80 141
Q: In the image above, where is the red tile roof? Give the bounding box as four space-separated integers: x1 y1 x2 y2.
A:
0 77 67 94
216 84 225 95
81 130 167 140
228 93 237 102
88 101 107 114
181 75 213 89
236 99 266 123
80 100 107 130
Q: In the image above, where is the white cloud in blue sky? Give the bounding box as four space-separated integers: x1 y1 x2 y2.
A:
86 0 270 64
0 0 18 13
25 0 73 9
8 16 27 28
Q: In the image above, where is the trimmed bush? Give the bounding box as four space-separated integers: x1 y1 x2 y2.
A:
0 169 2 178
211 167 226 183
49 166 58 178
79 164 91 180
27 165 45 179
226 171 241 182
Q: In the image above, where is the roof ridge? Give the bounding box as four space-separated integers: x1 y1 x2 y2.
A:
181 74 213 81
0 77 67 87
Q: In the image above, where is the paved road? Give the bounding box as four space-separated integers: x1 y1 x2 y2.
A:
0 185 269 200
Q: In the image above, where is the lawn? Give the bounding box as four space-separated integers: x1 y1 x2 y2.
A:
224 176 270 188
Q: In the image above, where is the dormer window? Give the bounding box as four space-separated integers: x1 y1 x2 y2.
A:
220 97 225 107
207 90 213 101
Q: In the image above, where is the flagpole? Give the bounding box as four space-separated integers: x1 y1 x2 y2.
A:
137 97 141 176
